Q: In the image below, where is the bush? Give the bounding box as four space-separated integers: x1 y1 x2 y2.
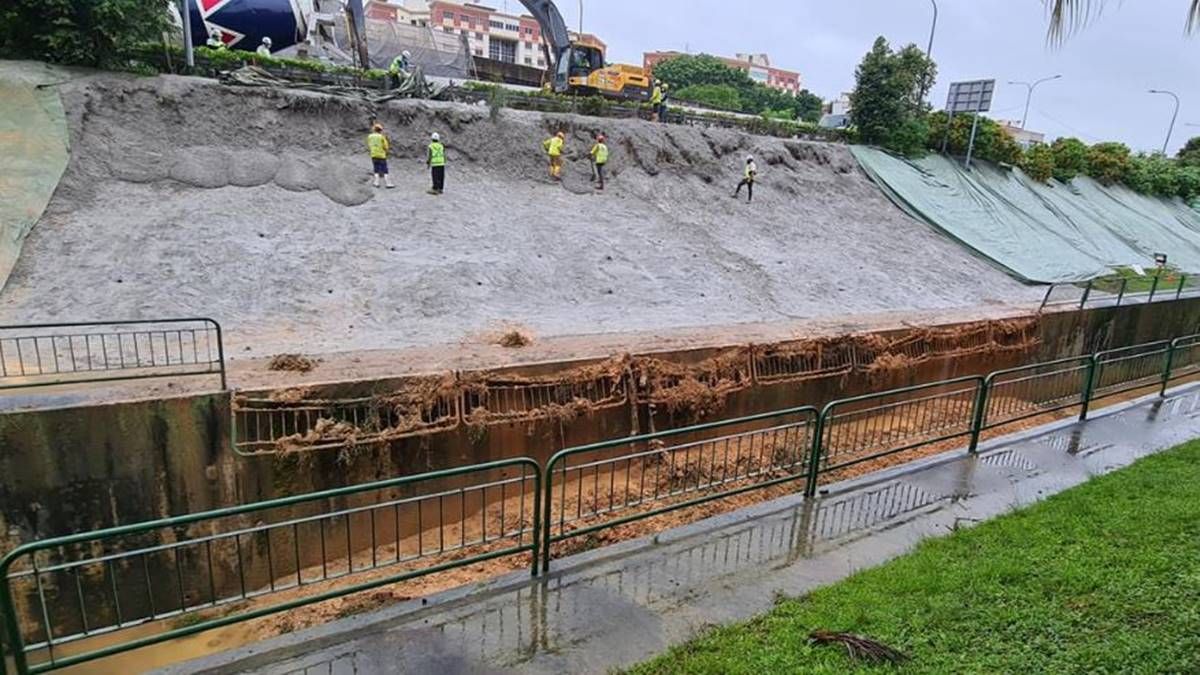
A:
0 0 173 68
926 111 1021 165
1177 166 1200 203
1050 137 1089 182
1086 142 1132 185
1126 154 1182 197
1020 144 1055 183
884 117 931 157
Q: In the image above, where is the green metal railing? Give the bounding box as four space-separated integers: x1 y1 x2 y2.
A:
0 459 540 675
540 406 818 572
9 333 1200 673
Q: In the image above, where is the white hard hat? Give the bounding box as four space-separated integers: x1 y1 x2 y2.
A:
431 132 440 141
262 37 272 45
746 155 754 162
403 50 412 58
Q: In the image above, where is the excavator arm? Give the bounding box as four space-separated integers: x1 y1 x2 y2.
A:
517 0 572 91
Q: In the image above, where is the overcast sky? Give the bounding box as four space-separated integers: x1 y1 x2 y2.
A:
520 0 1198 155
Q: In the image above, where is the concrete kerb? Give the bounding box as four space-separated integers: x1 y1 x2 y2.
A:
156 381 1200 675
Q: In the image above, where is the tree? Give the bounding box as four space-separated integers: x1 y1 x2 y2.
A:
1021 144 1056 182
1051 137 1090 182
849 37 937 156
653 53 825 123
1086 142 1133 185
0 0 173 68
1178 137 1200 168
674 84 742 112
1046 0 1200 42
1125 154 1181 197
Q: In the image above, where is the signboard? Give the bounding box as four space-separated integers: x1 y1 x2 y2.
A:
1155 253 1169 267
946 79 995 114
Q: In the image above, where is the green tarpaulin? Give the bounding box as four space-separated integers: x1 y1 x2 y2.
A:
0 61 70 291
852 146 1200 283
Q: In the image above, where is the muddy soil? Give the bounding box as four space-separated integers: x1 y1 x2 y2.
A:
0 72 1044 358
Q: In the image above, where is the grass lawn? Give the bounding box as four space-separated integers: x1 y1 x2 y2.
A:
627 440 1200 674
1088 266 1191 295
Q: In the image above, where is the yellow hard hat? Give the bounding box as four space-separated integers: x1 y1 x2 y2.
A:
556 131 565 138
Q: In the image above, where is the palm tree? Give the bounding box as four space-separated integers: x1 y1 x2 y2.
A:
1046 0 1200 43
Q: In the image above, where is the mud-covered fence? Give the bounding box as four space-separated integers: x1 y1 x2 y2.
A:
0 458 539 675
0 319 226 392
540 406 818 572
232 320 1040 457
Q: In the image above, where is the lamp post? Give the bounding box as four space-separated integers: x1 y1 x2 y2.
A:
179 0 194 68
578 0 583 36
1149 89 1181 155
1007 74 1062 129
919 0 938 100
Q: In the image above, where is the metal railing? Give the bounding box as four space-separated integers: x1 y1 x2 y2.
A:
540 406 818 572
1039 275 1200 312
0 459 540 675
0 320 226 392
9 333 1200 673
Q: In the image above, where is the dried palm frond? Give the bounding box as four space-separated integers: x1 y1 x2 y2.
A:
809 630 909 665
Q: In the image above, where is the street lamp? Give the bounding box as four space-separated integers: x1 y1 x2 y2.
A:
919 0 938 100
1007 74 1062 129
1149 89 1181 155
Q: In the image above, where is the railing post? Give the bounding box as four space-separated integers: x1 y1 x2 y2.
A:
1161 340 1178 397
1177 275 1187 301
803 412 825 498
1149 274 1160 303
968 378 990 453
1079 356 1098 421
212 319 227 391
1039 284 1055 312
1116 278 1128 306
541 458 556 573
530 463 542 577
0 555 27 675
1079 280 1093 310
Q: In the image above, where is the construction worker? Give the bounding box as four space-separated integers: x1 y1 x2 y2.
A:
589 133 609 191
649 81 663 122
389 50 412 88
658 83 670 123
427 132 446 195
543 130 566 181
206 30 225 50
367 123 395 189
733 155 757 203
256 37 272 58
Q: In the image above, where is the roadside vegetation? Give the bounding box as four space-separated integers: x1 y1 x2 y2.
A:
628 439 1200 674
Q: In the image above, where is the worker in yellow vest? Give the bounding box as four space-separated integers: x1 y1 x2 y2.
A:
543 130 565 181
427 132 446 195
649 81 663 122
589 133 609 191
733 155 757 203
367 123 394 189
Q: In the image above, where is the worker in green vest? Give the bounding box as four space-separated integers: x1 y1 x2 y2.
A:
543 131 565 180
649 81 663 122
206 30 226 50
427 132 446 195
589 133 609 191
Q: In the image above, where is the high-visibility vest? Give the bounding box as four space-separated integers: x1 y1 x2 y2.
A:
429 141 446 167
390 55 408 74
368 133 389 159
745 162 757 180
591 142 609 165
650 86 663 105
545 137 564 157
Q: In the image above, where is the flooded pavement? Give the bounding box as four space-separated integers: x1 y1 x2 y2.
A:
161 387 1200 675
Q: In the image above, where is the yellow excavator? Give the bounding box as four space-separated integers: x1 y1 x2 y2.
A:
518 0 652 102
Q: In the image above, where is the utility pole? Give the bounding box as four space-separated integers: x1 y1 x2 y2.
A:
1149 89 1181 155
1007 75 1061 129
578 0 583 36
179 0 194 68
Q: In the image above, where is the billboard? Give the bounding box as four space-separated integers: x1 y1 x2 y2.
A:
946 79 995 114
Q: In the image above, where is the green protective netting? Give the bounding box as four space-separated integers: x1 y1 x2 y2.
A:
851 146 1200 284
0 61 70 291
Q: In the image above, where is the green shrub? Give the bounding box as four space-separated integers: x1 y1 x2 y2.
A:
1020 143 1055 183
1050 137 1089 182
1086 142 1132 185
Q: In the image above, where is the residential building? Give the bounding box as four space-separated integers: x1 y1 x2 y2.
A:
998 120 1046 149
367 1 608 70
643 50 802 95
